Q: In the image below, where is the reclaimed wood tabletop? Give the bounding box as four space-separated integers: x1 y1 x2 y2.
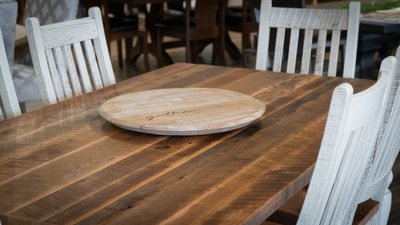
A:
0 63 373 225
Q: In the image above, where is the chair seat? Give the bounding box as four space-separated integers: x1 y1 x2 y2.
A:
155 17 194 32
12 64 41 103
226 11 243 27
226 8 257 30
109 16 139 33
226 13 259 32
155 17 218 40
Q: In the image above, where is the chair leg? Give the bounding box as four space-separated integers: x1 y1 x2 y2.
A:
212 39 218 65
19 102 26 113
218 35 226 66
242 32 252 50
225 31 242 62
142 33 150 72
125 37 133 66
190 40 197 63
185 38 192 63
156 30 164 68
379 188 392 225
117 39 123 67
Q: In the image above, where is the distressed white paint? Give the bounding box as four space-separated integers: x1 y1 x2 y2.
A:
359 47 400 225
26 7 115 104
0 29 21 120
298 56 396 225
256 0 360 78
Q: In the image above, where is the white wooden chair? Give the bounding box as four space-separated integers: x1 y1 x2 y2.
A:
0 29 21 120
264 56 396 225
25 7 116 105
255 0 360 78
12 0 81 108
358 46 400 225
297 56 396 224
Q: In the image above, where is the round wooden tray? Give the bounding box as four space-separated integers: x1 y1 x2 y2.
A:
99 88 266 135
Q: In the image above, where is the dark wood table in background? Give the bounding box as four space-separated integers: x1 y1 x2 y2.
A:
0 63 373 225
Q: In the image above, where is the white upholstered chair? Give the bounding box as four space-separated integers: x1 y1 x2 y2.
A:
0 0 17 69
359 46 400 225
25 7 116 105
22 0 80 26
0 0 39 110
0 29 21 120
256 0 360 78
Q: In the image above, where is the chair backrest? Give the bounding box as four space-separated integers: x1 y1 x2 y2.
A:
0 29 21 120
25 7 116 105
298 56 396 225
256 0 360 78
359 46 400 224
185 0 221 35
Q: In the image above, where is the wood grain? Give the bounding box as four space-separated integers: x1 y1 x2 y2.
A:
0 63 373 225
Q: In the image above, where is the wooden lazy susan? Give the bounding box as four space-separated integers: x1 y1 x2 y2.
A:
99 88 266 135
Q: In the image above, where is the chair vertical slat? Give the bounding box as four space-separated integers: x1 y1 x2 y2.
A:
314 29 327 75
301 29 313 74
89 7 116 86
343 2 360 78
256 27 271 70
54 47 73 99
83 40 103 89
0 29 21 120
256 0 359 78
45 49 65 101
73 42 93 93
273 27 286 72
63 44 82 96
25 7 117 105
286 28 299 73
255 0 272 71
327 30 341 77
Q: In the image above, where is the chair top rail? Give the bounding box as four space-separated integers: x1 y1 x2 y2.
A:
26 17 99 50
266 7 349 30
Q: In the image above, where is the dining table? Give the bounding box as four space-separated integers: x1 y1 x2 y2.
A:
0 63 373 225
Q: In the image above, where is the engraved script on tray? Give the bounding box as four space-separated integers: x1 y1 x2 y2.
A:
145 110 194 121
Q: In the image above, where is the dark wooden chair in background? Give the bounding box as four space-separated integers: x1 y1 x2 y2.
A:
81 0 149 71
225 0 259 63
154 0 226 67
226 0 305 65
